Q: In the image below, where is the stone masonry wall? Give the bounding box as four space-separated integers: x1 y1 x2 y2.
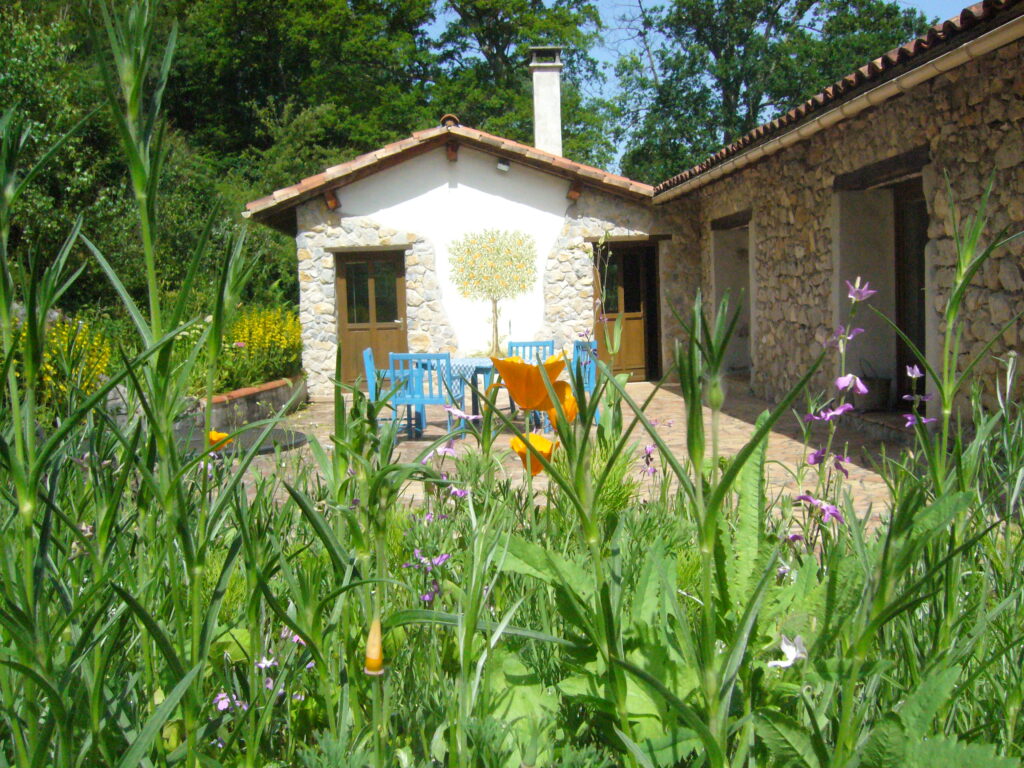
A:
662 36 1024 405
295 200 458 399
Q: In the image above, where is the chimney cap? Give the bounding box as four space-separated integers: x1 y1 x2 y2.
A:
529 46 563 67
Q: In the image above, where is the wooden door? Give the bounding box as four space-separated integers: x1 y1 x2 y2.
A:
336 252 408 383
595 246 648 378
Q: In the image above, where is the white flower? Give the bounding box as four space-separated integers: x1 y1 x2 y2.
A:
767 635 807 668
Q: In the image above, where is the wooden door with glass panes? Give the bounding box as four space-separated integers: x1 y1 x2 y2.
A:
594 245 648 379
336 252 408 382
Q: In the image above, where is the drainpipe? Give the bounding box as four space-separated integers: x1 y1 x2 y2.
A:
654 13 1024 203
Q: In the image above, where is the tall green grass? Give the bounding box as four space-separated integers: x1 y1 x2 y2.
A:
2 2 1023 766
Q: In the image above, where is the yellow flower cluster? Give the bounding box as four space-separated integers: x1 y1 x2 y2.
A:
226 307 302 364
36 319 113 401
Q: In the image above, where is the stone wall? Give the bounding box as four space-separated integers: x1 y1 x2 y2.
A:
295 200 458 399
541 191 662 351
294 188 686 399
660 36 1024 406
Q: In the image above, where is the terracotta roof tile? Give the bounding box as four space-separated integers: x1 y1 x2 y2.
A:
654 0 1024 195
245 122 653 230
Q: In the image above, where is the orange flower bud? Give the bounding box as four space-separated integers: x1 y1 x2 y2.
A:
364 617 384 675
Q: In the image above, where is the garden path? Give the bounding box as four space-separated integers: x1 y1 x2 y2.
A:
257 381 895 520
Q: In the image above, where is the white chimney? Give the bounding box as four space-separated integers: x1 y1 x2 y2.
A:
529 46 563 156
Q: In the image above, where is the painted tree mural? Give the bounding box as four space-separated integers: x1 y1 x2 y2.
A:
449 229 537 355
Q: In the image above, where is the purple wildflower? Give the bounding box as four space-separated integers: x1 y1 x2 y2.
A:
293 692 306 701
264 677 276 690
832 454 850 479
904 414 938 428
820 504 845 525
826 325 865 349
432 553 451 567
640 464 657 476
785 532 805 543
846 277 878 302
804 403 854 422
234 341 246 348
807 448 826 466
643 443 656 457
902 392 934 402
280 628 306 646
777 563 791 579
450 487 469 498
835 373 868 395
436 441 457 458
255 656 278 669
444 404 482 422
213 692 231 711
906 364 924 379
795 494 846 525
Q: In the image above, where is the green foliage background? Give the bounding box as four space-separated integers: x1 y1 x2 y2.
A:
4 0 936 312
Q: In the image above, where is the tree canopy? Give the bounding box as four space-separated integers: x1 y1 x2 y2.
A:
3 0 938 312
614 0 933 184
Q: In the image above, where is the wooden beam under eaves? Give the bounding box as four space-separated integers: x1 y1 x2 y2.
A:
567 181 583 201
446 141 459 162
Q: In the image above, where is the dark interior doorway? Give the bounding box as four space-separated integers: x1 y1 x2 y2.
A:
892 177 928 404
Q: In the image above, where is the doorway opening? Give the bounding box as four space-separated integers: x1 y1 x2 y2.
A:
711 212 753 378
335 251 408 383
593 242 661 380
834 173 928 410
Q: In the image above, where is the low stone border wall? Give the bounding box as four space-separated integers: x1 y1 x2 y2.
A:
205 375 307 431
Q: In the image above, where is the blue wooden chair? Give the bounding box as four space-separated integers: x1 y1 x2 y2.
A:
572 339 600 425
507 340 555 364
388 353 466 438
362 347 380 400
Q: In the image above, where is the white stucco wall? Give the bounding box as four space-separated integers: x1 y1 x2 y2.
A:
333 146 571 355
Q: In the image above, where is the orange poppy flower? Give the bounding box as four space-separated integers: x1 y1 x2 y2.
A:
545 380 578 426
510 433 557 476
364 617 384 675
490 353 566 411
207 430 232 448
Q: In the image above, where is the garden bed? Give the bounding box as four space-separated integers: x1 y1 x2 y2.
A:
191 374 307 431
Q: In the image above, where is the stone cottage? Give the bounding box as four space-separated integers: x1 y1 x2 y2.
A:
245 49 684 399
650 0 1024 409
246 0 1024 411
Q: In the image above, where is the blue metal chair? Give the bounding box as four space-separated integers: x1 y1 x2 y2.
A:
572 339 600 425
388 353 466 438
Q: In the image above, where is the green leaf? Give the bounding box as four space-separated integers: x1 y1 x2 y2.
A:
904 735 1020 768
898 665 961 738
733 411 769 606
116 663 203 768
754 709 821 768
384 609 576 647
860 714 908 768
499 535 593 599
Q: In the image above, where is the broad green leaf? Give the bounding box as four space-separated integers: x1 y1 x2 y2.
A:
905 735 1020 768
860 714 908 768
898 665 960 738
733 411 769 607
116 663 203 768
754 709 821 768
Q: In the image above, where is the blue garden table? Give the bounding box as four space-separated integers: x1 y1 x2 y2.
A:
451 357 494 416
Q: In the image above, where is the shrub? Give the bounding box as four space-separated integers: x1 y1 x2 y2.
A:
216 305 302 391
